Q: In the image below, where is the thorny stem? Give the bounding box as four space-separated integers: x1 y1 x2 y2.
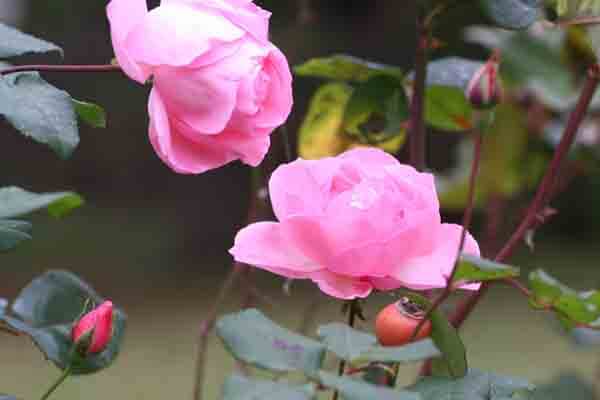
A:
448 64 600 330
331 299 360 400
40 365 72 400
0 64 122 75
408 7 430 172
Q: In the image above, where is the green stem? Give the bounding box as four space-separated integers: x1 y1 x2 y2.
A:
40 366 72 400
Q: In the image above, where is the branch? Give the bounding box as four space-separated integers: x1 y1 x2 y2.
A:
332 299 360 400
448 64 600 329
0 64 122 75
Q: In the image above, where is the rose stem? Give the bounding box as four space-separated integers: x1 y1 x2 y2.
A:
331 299 360 400
0 64 122 75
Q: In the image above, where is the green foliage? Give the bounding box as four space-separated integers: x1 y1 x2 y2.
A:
0 271 126 374
411 369 535 399
221 375 316 400
316 371 420 400
317 323 441 364
479 0 542 30
549 0 600 17
529 269 600 329
0 187 83 251
0 23 62 58
424 86 473 131
294 55 403 82
216 309 326 373
405 294 468 378
0 71 79 159
424 57 484 91
454 255 520 284
344 75 409 142
73 99 107 128
532 373 595 399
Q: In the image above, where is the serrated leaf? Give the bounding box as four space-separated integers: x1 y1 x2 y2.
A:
0 219 32 252
454 254 520 284
1 270 126 374
216 309 325 373
73 99 106 128
425 86 473 132
0 72 79 159
221 375 316 400
0 22 62 58
317 371 420 400
405 294 468 378
411 369 534 400
294 55 402 82
0 187 83 219
344 75 409 142
479 0 541 30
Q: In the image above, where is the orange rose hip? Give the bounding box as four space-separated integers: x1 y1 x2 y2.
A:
375 297 432 346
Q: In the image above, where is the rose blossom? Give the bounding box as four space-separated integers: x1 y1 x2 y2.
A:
107 0 293 174
230 148 480 299
71 301 114 354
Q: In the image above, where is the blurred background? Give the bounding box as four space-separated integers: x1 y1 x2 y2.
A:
0 1 599 399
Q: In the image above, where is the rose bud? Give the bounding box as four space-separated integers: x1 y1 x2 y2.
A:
71 301 114 355
375 297 432 346
465 52 503 109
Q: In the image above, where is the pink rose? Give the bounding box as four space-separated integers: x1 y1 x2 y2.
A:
71 301 114 354
107 0 293 174
230 148 480 299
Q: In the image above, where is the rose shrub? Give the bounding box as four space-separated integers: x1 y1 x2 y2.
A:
231 148 480 299
107 0 293 174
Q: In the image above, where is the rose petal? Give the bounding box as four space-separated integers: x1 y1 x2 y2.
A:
310 270 373 300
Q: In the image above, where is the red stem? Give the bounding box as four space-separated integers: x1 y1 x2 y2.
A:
448 64 600 329
0 64 122 75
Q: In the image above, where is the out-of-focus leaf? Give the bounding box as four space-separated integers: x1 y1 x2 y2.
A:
549 0 600 17
411 369 535 400
344 75 409 141
424 86 473 131
0 72 79 158
0 23 62 58
454 254 520 284
73 99 106 128
479 0 541 30
294 55 403 82
0 187 83 219
405 294 468 378
221 375 316 400
298 83 405 160
358 339 441 364
0 219 32 252
316 371 420 400
216 309 325 373
1 270 127 374
532 372 594 399
423 57 484 90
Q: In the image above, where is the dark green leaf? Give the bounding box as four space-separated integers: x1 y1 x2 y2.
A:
411 369 534 400
0 219 32 251
479 0 541 30
73 99 106 128
1 270 127 374
316 323 377 361
0 187 83 219
221 375 316 400
0 23 62 58
454 254 520 284
424 57 484 90
344 75 408 142
358 339 441 364
294 55 403 82
0 72 79 159
532 373 594 400
317 371 420 400
406 294 468 378
216 309 325 373
424 86 473 131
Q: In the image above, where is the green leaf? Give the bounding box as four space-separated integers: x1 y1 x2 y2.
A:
424 86 473 132
479 0 541 30
344 75 409 142
411 369 534 400
405 294 468 378
0 187 83 219
221 375 316 400
358 339 441 364
532 373 594 400
528 269 575 308
294 55 403 82
454 254 520 284
0 23 62 58
0 219 32 252
73 99 106 128
0 72 79 159
316 371 420 400
1 270 126 374
0 395 17 400
548 0 600 17
424 57 484 91
216 309 326 373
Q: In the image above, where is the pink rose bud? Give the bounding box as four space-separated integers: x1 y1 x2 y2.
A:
71 301 114 354
465 52 502 109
